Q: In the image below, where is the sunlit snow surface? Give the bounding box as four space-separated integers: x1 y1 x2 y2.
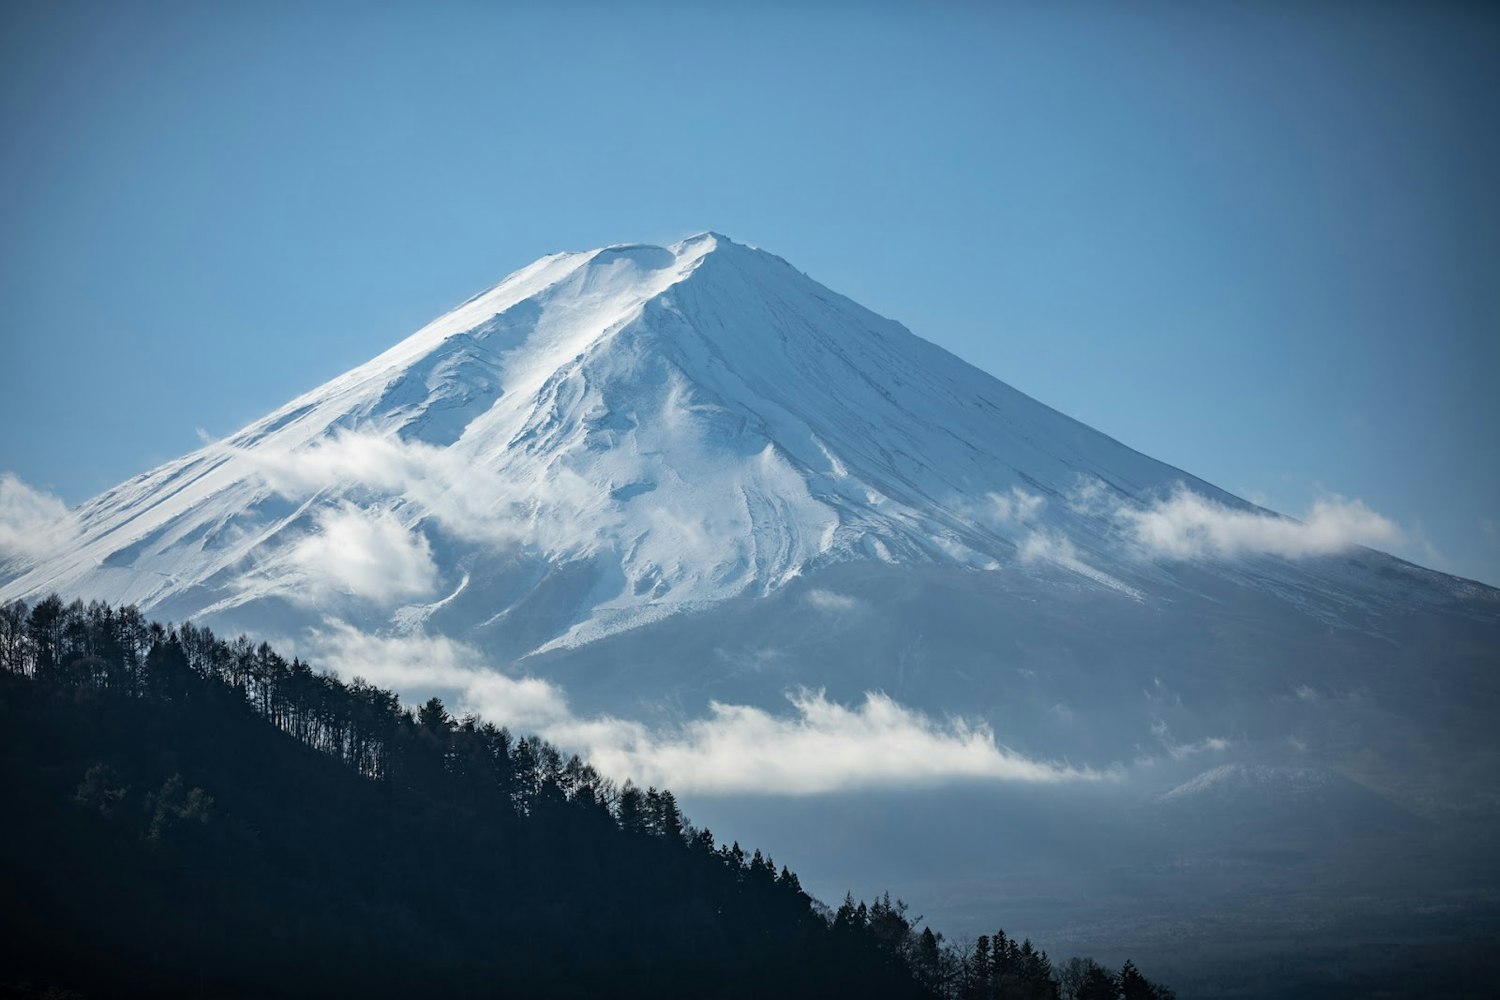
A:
2 234 1473 651
0 235 1207 640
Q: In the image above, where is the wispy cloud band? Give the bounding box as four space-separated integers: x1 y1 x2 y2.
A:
308 623 1101 795
1116 487 1403 560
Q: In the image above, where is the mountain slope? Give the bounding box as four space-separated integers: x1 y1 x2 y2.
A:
2 233 1477 662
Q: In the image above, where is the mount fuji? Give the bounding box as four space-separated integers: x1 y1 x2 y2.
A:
5 233 1483 631
7 232 1235 637
4 233 1498 991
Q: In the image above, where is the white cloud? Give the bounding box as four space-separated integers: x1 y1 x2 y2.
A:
1101 483 1403 561
1148 719 1231 760
804 588 863 614
310 622 571 730
1019 530 1143 599
1065 476 1110 516
304 623 1102 795
238 429 614 553
0 472 79 561
286 504 439 604
1018 530 1077 567
1168 736 1231 759
982 487 1045 526
552 689 1102 795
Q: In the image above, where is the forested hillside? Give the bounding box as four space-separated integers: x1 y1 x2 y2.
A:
0 595 1170 999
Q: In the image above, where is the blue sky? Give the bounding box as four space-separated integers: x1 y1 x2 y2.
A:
1 1 1496 585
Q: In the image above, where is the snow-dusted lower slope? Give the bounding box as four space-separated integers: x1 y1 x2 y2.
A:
3 231 1355 653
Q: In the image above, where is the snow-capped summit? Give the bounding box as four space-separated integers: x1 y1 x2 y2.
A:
0 232 1229 646
0 233 1488 669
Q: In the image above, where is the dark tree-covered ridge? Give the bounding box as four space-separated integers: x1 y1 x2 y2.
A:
0 595 1172 999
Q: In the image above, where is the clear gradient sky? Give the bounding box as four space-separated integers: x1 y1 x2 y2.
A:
1 1 1496 585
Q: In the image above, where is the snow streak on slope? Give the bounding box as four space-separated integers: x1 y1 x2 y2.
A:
0 233 1447 655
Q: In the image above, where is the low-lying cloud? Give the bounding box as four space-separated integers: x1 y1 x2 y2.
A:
804 588 863 614
286 504 439 605
955 478 1402 589
312 622 569 729
1119 488 1403 560
556 690 1100 795
982 487 1046 527
238 430 612 553
308 623 1101 795
1147 719 1231 761
1061 478 1404 563
0 473 79 561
